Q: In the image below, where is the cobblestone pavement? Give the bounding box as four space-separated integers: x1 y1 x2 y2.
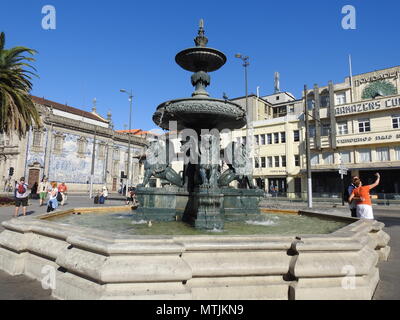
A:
0 195 398 300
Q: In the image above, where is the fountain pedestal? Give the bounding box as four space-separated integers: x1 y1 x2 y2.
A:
222 188 265 221
135 186 186 222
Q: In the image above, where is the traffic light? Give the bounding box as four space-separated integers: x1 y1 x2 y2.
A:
8 167 14 176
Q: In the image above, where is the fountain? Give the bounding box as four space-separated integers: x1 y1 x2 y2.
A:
0 21 391 300
135 19 264 230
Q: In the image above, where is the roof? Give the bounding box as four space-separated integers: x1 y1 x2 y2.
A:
116 129 159 136
31 96 109 123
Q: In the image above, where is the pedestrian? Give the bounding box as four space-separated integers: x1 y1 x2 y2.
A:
47 181 59 212
38 178 50 206
58 182 68 206
30 182 38 199
102 185 108 199
14 177 29 217
126 187 135 205
347 176 359 217
348 173 380 220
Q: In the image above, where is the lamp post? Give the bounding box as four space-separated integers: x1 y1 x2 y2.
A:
120 89 133 197
304 85 312 208
235 54 250 131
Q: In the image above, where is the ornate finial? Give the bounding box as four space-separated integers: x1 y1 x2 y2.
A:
194 18 208 47
92 97 97 113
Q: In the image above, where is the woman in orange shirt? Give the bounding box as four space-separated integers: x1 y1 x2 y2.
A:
348 173 380 219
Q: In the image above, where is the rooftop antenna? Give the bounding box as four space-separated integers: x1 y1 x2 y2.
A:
274 72 280 93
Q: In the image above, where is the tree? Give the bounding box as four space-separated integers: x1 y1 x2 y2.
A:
0 32 41 138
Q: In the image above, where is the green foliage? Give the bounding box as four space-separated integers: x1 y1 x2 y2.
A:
361 80 398 100
0 31 41 138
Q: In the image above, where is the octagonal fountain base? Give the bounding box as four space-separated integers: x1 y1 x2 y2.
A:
0 207 390 300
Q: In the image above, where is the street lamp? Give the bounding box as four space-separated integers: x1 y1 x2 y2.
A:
234 53 250 129
120 89 133 197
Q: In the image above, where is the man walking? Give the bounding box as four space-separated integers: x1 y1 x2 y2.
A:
347 176 359 217
348 173 380 220
14 177 29 217
38 178 50 206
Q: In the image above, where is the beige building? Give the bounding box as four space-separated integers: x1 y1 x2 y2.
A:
233 65 400 198
0 96 148 193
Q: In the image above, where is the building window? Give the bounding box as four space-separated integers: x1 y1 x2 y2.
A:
113 148 120 160
242 136 246 145
281 156 286 167
273 106 287 118
255 135 259 145
376 147 389 161
294 155 300 166
358 118 371 133
392 115 400 129
267 156 273 168
98 143 106 158
396 147 400 161
320 95 329 108
280 132 286 143
112 161 119 176
254 158 259 168
309 125 316 138
294 130 300 142
77 137 88 155
267 134 272 144
323 152 334 164
307 99 314 110
311 153 319 165
336 92 346 105
54 135 64 152
359 149 371 162
261 157 266 168
321 124 331 136
274 133 279 144
274 156 280 167
33 130 42 147
337 121 348 135
340 151 351 164
261 134 266 145
288 105 294 113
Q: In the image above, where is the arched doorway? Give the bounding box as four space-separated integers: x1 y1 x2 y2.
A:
28 168 40 188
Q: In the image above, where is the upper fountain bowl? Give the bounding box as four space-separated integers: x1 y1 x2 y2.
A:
175 47 227 73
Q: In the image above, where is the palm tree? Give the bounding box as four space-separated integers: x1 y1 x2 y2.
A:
0 31 41 139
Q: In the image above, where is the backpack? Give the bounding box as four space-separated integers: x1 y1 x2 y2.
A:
56 192 62 202
18 183 26 194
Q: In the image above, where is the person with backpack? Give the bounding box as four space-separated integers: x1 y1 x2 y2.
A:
58 182 68 206
14 177 29 217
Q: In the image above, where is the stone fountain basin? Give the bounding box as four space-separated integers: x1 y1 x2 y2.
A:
153 97 246 131
0 207 390 300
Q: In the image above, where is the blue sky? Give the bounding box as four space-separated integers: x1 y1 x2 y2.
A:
1 0 399 131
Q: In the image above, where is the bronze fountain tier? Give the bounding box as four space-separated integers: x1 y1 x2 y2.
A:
136 20 263 230
153 19 246 132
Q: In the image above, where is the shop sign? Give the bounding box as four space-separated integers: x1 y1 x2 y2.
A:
335 95 400 116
